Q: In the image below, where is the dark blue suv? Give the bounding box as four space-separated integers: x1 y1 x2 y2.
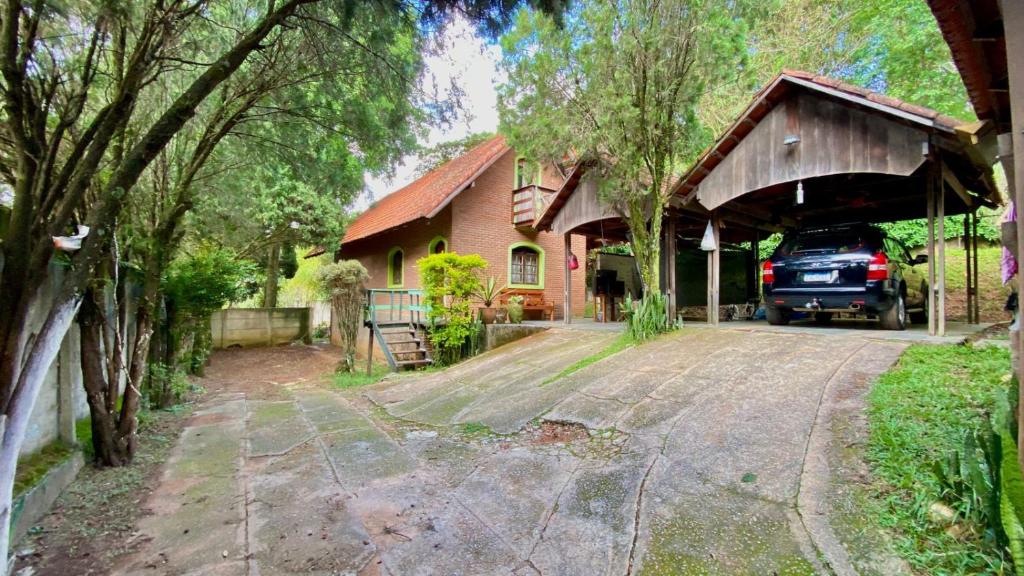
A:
762 224 928 330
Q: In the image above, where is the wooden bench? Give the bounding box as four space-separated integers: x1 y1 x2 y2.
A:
499 288 555 321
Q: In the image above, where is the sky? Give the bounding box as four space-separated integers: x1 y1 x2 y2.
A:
358 19 504 210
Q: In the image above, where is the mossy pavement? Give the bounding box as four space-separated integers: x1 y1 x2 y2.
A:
113 328 908 575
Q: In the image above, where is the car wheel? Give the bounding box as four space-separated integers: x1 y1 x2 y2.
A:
879 293 907 330
766 306 791 325
814 312 833 324
909 283 928 324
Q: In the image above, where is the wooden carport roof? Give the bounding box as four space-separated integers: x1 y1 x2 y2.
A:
670 70 999 218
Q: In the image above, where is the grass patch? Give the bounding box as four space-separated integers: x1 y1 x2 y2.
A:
865 343 1011 574
459 421 493 436
540 334 634 386
14 442 74 498
332 363 389 390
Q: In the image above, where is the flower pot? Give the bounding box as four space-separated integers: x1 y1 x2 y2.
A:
479 307 497 324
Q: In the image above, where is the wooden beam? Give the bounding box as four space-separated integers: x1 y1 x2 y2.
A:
937 161 947 337
1003 0 1024 471
941 161 976 208
964 214 973 324
666 217 677 323
927 167 937 336
972 210 980 324
707 215 721 326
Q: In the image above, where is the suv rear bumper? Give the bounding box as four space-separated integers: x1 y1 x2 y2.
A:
764 282 898 314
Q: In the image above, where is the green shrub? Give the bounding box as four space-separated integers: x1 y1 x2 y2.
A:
318 260 369 372
619 292 671 341
418 252 487 365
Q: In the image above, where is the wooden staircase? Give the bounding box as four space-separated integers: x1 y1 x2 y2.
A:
365 289 432 371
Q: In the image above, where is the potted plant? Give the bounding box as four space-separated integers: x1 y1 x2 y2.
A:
506 295 525 324
473 276 505 324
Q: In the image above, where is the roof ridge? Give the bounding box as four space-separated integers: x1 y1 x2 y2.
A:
340 134 510 245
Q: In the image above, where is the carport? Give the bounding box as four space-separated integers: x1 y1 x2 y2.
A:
671 71 1001 335
540 71 1002 336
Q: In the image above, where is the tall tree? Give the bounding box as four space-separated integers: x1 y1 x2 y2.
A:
0 0 563 567
414 131 495 176
498 0 746 297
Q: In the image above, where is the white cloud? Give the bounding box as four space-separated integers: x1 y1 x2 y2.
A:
358 18 504 210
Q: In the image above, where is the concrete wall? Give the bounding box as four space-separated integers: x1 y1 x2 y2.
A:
21 264 95 456
211 308 312 348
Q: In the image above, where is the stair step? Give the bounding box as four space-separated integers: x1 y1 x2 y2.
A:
385 338 422 345
395 359 432 367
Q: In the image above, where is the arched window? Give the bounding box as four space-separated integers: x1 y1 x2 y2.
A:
428 236 448 254
509 242 544 288
387 247 404 287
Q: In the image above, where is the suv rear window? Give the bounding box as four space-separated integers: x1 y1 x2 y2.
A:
777 230 873 256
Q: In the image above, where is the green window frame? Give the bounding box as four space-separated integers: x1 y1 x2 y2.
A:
387 246 404 288
514 156 542 189
428 235 448 254
508 242 544 289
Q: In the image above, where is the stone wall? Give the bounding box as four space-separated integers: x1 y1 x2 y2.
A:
211 308 313 348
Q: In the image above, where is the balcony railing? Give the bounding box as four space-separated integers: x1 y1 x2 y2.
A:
511 184 556 229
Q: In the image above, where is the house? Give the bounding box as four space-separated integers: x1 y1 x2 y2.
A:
329 135 587 319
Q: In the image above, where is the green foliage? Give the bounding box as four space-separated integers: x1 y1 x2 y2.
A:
418 253 488 365
541 334 634 386
14 441 74 498
415 132 496 177
506 295 525 324
148 363 195 402
473 276 506 307
619 293 672 342
279 250 329 306
498 0 747 293
880 209 1002 249
866 344 1013 573
318 260 370 373
332 364 389 390
163 246 252 321
1000 432 1024 574
280 241 298 280
847 0 973 120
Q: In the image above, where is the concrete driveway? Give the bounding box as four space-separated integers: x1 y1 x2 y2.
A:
115 328 907 576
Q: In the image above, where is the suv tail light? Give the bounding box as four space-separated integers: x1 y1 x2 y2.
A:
867 251 888 281
762 260 774 285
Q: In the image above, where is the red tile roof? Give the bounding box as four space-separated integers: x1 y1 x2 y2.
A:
341 135 510 245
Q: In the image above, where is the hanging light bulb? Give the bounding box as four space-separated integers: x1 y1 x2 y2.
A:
796 180 805 205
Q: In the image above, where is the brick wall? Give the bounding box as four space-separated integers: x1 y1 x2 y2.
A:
450 149 587 319
338 149 586 320
337 207 452 290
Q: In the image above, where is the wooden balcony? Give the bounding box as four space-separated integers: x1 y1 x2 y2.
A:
511 185 557 230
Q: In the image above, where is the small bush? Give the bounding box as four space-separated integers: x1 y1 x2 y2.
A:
619 292 671 341
418 252 487 365
318 260 369 372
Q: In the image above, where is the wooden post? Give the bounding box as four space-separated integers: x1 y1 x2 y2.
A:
665 216 677 323
964 215 973 324
752 234 761 302
1003 0 1024 472
366 328 374 376
564 233 572 325
707 215 721 326
937 161 946 337
972 209 980 323
927 165 937 336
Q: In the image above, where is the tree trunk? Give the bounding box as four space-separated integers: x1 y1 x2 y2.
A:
264 242 281 308
79 291 128 467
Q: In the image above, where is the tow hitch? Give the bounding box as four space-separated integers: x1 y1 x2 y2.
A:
805 298 823 310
